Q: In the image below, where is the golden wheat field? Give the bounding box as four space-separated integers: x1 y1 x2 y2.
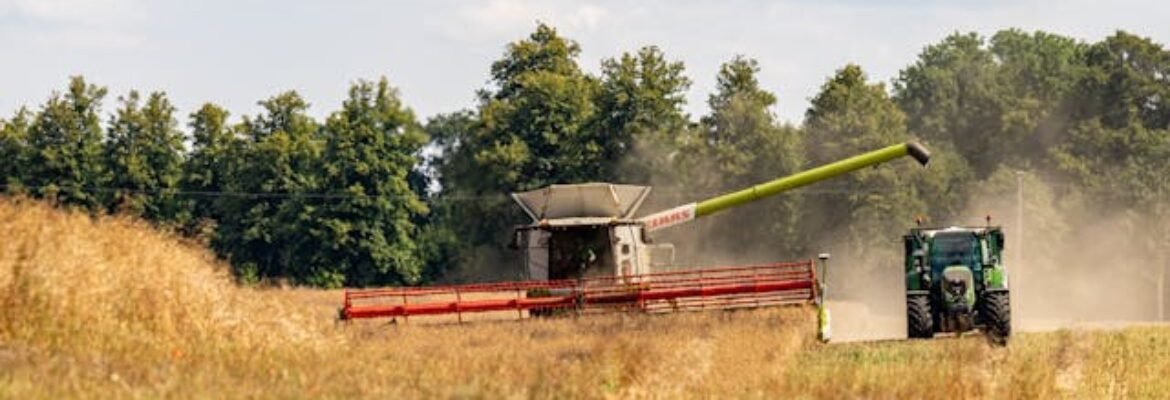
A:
2 199 1170 399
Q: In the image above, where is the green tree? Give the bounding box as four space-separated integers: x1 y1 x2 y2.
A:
1072 31 1170 130
1053 121 1170 209
433 23 603 280
988 30 1088 169
309 78 428 287
806 65 965 251
895 30 1093 176
673 56 806 260
0 108 33 192
182 103 238 236
104 91 186 221
25 76 109 210
215 92 322 283
1052 31 1170 321
1053 31 1170 210
426 111 479 196
894 33 1005 178
474 23 602 188
696 56 792 180
593 46 691 183
418 111 478 282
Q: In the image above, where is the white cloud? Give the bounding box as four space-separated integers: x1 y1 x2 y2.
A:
567 4 606 30
441 0 610 42
29 26 143 49
1 0 1168 124
0 0 145 25
0 0 146 49
456 0 534 34
416 0 1170 123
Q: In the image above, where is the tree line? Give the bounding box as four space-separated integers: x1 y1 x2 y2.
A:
2 24 1167 287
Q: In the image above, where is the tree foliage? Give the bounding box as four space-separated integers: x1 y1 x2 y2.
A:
1 26 1167 290
476 23 603 189
894 33 1006 178
183 103 238 236
104 91 186 221
427 24 605 280
0 108 32 191
24 77 109 210
309 78 428 287
806 65 929 251
214 92 323 283
594 46 692 183
669 56 806 259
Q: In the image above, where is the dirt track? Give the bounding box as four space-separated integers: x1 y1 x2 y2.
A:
827 298 1169 344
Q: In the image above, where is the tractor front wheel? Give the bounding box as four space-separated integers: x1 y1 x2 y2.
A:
907 294 934 339
981 291 1011 345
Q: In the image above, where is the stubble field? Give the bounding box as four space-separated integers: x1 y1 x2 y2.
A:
2 199 1169 399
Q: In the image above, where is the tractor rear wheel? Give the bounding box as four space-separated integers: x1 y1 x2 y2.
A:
907 294 934 339
981 291 1011 345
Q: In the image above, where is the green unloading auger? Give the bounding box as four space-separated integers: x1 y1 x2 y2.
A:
637 141 929 343
638 141 931 232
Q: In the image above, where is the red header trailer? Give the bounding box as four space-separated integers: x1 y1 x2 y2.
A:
341 260 817 323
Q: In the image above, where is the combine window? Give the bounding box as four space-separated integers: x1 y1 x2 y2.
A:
547 226 614 279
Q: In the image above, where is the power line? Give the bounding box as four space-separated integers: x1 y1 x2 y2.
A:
2 180 1159 202
0 184 442 200
0 183 942 201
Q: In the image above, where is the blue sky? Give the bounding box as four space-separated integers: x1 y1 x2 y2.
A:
1 0 1167 126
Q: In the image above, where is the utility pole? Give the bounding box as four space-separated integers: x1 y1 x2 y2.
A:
1015 171 1024 288
1159 249 1165 321
1160 204 1167 321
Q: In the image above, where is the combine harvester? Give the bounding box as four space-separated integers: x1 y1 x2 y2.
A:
341 142 931 333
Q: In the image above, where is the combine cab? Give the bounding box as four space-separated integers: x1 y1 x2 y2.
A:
904 223 1011 344
510 183 663 281
342 142 932 329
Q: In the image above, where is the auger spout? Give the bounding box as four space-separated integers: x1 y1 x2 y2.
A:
639 141 931 232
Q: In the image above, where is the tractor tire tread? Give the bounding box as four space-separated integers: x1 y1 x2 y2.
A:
981 291 1011 345
907 295 934 339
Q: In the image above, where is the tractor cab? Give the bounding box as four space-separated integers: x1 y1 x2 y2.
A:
906 226 1006 291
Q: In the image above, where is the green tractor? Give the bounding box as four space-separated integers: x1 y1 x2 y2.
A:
904 222 1011 344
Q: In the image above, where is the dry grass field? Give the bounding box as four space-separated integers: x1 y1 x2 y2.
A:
3 198 1170 399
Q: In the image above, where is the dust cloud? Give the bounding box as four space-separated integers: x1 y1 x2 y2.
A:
648 187 1168 343
821 250 908 342
626 136 1168 342
1011 211 1169 332
820 180 1170 343
965 173 1169 332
